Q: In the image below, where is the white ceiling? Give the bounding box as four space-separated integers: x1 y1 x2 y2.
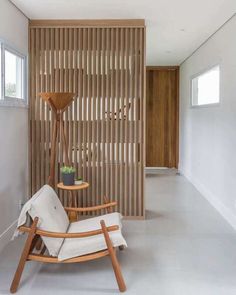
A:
11 0 236 65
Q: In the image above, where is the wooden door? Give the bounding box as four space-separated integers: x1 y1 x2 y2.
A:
146 67 179 168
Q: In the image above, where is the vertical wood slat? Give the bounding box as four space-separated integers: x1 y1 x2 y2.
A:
115 28 120 212
78 28 83 207
87 28 92 207
68 28 73 207
120 28 124 214
29 24 145 218
45 28 50 190
134 28 138 215
73 28 78 207
29 29 35 195
91 28 97 214
129 28 134 216
96 29 101 209
82 28 87 210
68 28 73 168
59 28 64 204
139 28 144 217
110 28 115 204
143 27 146 217
35 28 40 191
64 28 69 185
40 29 45 189
100 28 105 210
105 28 110 205
124 28 129 216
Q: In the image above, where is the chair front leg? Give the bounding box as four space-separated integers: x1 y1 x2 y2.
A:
100 220 126 292
10 218 38 293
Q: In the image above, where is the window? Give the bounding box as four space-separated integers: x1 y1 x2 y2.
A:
191 65 220 106
5 50 24 99
0 42 27 107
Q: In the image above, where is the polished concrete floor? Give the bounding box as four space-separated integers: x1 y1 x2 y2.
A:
1 173 236 295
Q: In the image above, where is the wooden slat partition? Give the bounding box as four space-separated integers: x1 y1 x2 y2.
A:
29 20 146 218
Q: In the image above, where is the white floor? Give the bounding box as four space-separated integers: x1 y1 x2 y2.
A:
1 173 236 295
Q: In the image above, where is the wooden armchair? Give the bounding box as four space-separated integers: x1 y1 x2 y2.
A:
10 185 127 293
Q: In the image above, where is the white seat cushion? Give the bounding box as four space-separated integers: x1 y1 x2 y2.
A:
27 185 69 256
58 212 127 261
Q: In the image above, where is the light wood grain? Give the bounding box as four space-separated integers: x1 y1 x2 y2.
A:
29 22 145 218
10 218 38 293
29 19 145 28
101 220 126 292
57 182 89 190
11 216 124 292
19 224 119 238
28 250 110 263
64 201 117 212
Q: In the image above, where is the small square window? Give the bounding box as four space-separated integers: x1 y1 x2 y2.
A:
191 65 220 106
4 49 24 99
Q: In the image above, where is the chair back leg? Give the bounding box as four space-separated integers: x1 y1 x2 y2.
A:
10 218 38 293
119 245 125 251
103 196 113 213
100 220 126 292
35 237 43 250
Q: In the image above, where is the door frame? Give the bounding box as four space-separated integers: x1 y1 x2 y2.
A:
146 66 179 169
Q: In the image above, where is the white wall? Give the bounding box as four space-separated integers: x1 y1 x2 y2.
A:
0 0 28 251
179 14 236 229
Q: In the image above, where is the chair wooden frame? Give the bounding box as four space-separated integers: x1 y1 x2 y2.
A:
10 199 126 293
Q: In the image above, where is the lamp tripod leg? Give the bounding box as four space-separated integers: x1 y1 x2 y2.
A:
48 118 58 188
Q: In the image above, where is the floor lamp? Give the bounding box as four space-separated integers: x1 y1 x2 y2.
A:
39 92 74 188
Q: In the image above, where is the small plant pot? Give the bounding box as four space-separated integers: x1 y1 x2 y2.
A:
75 180 83 185
61 172 75 186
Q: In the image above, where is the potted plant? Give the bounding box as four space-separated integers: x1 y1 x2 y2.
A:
60 166 75 186
75 177 83 185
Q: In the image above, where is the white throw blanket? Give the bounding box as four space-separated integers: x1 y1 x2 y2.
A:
12 186 45 239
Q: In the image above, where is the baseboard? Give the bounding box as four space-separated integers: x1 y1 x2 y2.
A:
180 167 236 230
81 214 145 220
145 167 178 174
0 220 17 253
145 167 169 169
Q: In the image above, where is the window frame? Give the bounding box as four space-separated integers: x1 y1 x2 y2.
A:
0 41 27 108
190 64 221 108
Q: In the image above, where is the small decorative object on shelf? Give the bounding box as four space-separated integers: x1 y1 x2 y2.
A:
60 166 75 186
75 177 83 185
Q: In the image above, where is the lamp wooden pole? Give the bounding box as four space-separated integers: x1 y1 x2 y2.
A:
39 92 74 188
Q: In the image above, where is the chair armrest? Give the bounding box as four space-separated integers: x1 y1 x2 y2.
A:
64 201 117 213
18 224 119 239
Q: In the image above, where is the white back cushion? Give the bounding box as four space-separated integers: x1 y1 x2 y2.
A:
28 185 69 256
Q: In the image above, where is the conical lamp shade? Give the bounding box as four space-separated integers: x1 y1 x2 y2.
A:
39 92 74 110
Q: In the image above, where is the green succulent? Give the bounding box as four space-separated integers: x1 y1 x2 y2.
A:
77 177 82 180
60 166 76 174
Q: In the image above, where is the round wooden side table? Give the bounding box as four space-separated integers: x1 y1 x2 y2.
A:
57 182 89 221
